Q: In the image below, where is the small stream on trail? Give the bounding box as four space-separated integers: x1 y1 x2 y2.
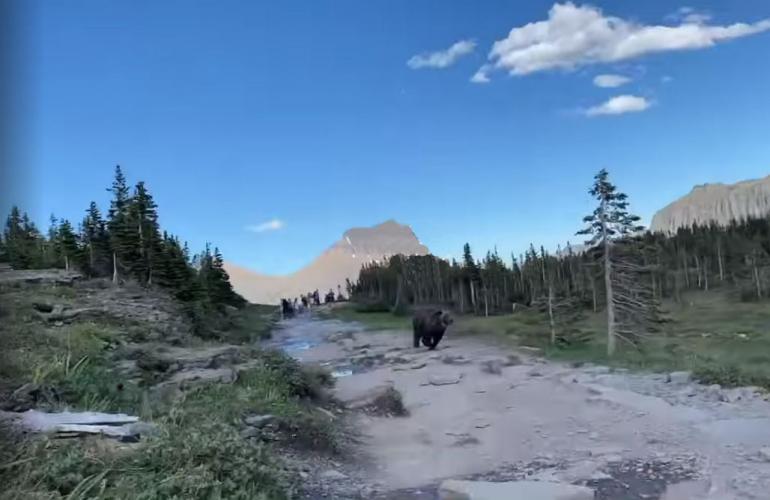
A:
267 314 362 379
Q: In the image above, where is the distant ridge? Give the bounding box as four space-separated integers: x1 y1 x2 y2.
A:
650 175 770 234
224 220 429 304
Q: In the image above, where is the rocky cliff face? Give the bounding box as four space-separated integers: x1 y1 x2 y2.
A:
225 220 429 304
650 175 770 234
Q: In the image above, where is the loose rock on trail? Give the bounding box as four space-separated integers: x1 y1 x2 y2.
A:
272 314 770 500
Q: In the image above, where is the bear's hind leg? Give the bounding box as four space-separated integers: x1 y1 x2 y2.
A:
428 331 445 350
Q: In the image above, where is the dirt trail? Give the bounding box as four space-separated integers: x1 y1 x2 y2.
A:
272 315 770 500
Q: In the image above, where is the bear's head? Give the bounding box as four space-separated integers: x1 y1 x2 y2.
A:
434 309 453 327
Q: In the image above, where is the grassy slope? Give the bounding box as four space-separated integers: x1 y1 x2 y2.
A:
326 293 770 389
317 304 411 330
225 303 281 343
0 286 334 500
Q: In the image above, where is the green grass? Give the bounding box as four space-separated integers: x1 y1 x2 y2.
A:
0 348 337 500
1 285 336 500
318 303 411 330
0 304 142 413
222 303 280 344
337 292 770 390
474 292 770 389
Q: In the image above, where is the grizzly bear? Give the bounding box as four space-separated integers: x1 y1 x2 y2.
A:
412 309 453 350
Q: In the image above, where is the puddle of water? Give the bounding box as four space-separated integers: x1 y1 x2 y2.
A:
332 369 354 378
331 363 357 378
282 340 315 353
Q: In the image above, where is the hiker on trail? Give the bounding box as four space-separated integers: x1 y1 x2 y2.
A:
281 298 294 318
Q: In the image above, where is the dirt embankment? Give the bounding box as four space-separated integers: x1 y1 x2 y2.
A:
273 314 770 500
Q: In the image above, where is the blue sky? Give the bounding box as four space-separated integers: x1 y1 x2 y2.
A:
10 0 770 274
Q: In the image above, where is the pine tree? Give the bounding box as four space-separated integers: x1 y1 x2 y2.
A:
577 168 646 356
81 201 111 277
3 206 44 269
128 181 162 284
463 243 480 313
107 165 135 283
57 219 80 271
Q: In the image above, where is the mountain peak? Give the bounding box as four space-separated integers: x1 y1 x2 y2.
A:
226 220 429 304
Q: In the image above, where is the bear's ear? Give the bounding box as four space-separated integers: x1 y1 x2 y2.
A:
433 310 443 317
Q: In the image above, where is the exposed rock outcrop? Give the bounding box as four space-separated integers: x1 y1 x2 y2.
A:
650 175 770 234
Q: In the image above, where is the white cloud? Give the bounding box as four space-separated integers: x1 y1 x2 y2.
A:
667 7 712 25
593 74 631 88
470 65 491 83
407 39 476 69
684 12 713 25
245 219 285 233
585 95 651 116
481 2 770 78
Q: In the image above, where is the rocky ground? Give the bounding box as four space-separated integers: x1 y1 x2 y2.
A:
270 314 770 500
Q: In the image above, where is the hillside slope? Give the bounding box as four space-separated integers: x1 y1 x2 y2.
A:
651 175 770 234
225 220 429 304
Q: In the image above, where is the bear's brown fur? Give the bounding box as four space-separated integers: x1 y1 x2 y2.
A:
412 309 453 350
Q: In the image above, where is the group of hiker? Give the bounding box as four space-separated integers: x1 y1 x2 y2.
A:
279 286 347 318
280 290 320 318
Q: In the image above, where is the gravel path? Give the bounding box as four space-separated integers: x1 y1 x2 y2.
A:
272 315 770 500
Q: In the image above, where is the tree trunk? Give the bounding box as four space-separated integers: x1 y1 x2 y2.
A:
547 284 556 345
64 254 69 272
753 255 762 300
694 255 701 289
112 252 118 284
601 200 616 357
435 261 443 303
674 271 682 303
503 278 508 306
590 275 597 313
717 242 724 282
484 287 489 317
703 257 709 292
393 275 403 309
682 251 690 288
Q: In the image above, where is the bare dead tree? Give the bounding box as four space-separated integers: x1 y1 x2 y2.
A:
610 240 665 348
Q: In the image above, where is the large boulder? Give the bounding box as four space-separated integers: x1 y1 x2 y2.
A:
438 480 594 500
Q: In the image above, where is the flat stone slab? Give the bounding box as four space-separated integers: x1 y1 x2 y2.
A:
426 375 462 386
438 479 594 500
0 409 156 441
